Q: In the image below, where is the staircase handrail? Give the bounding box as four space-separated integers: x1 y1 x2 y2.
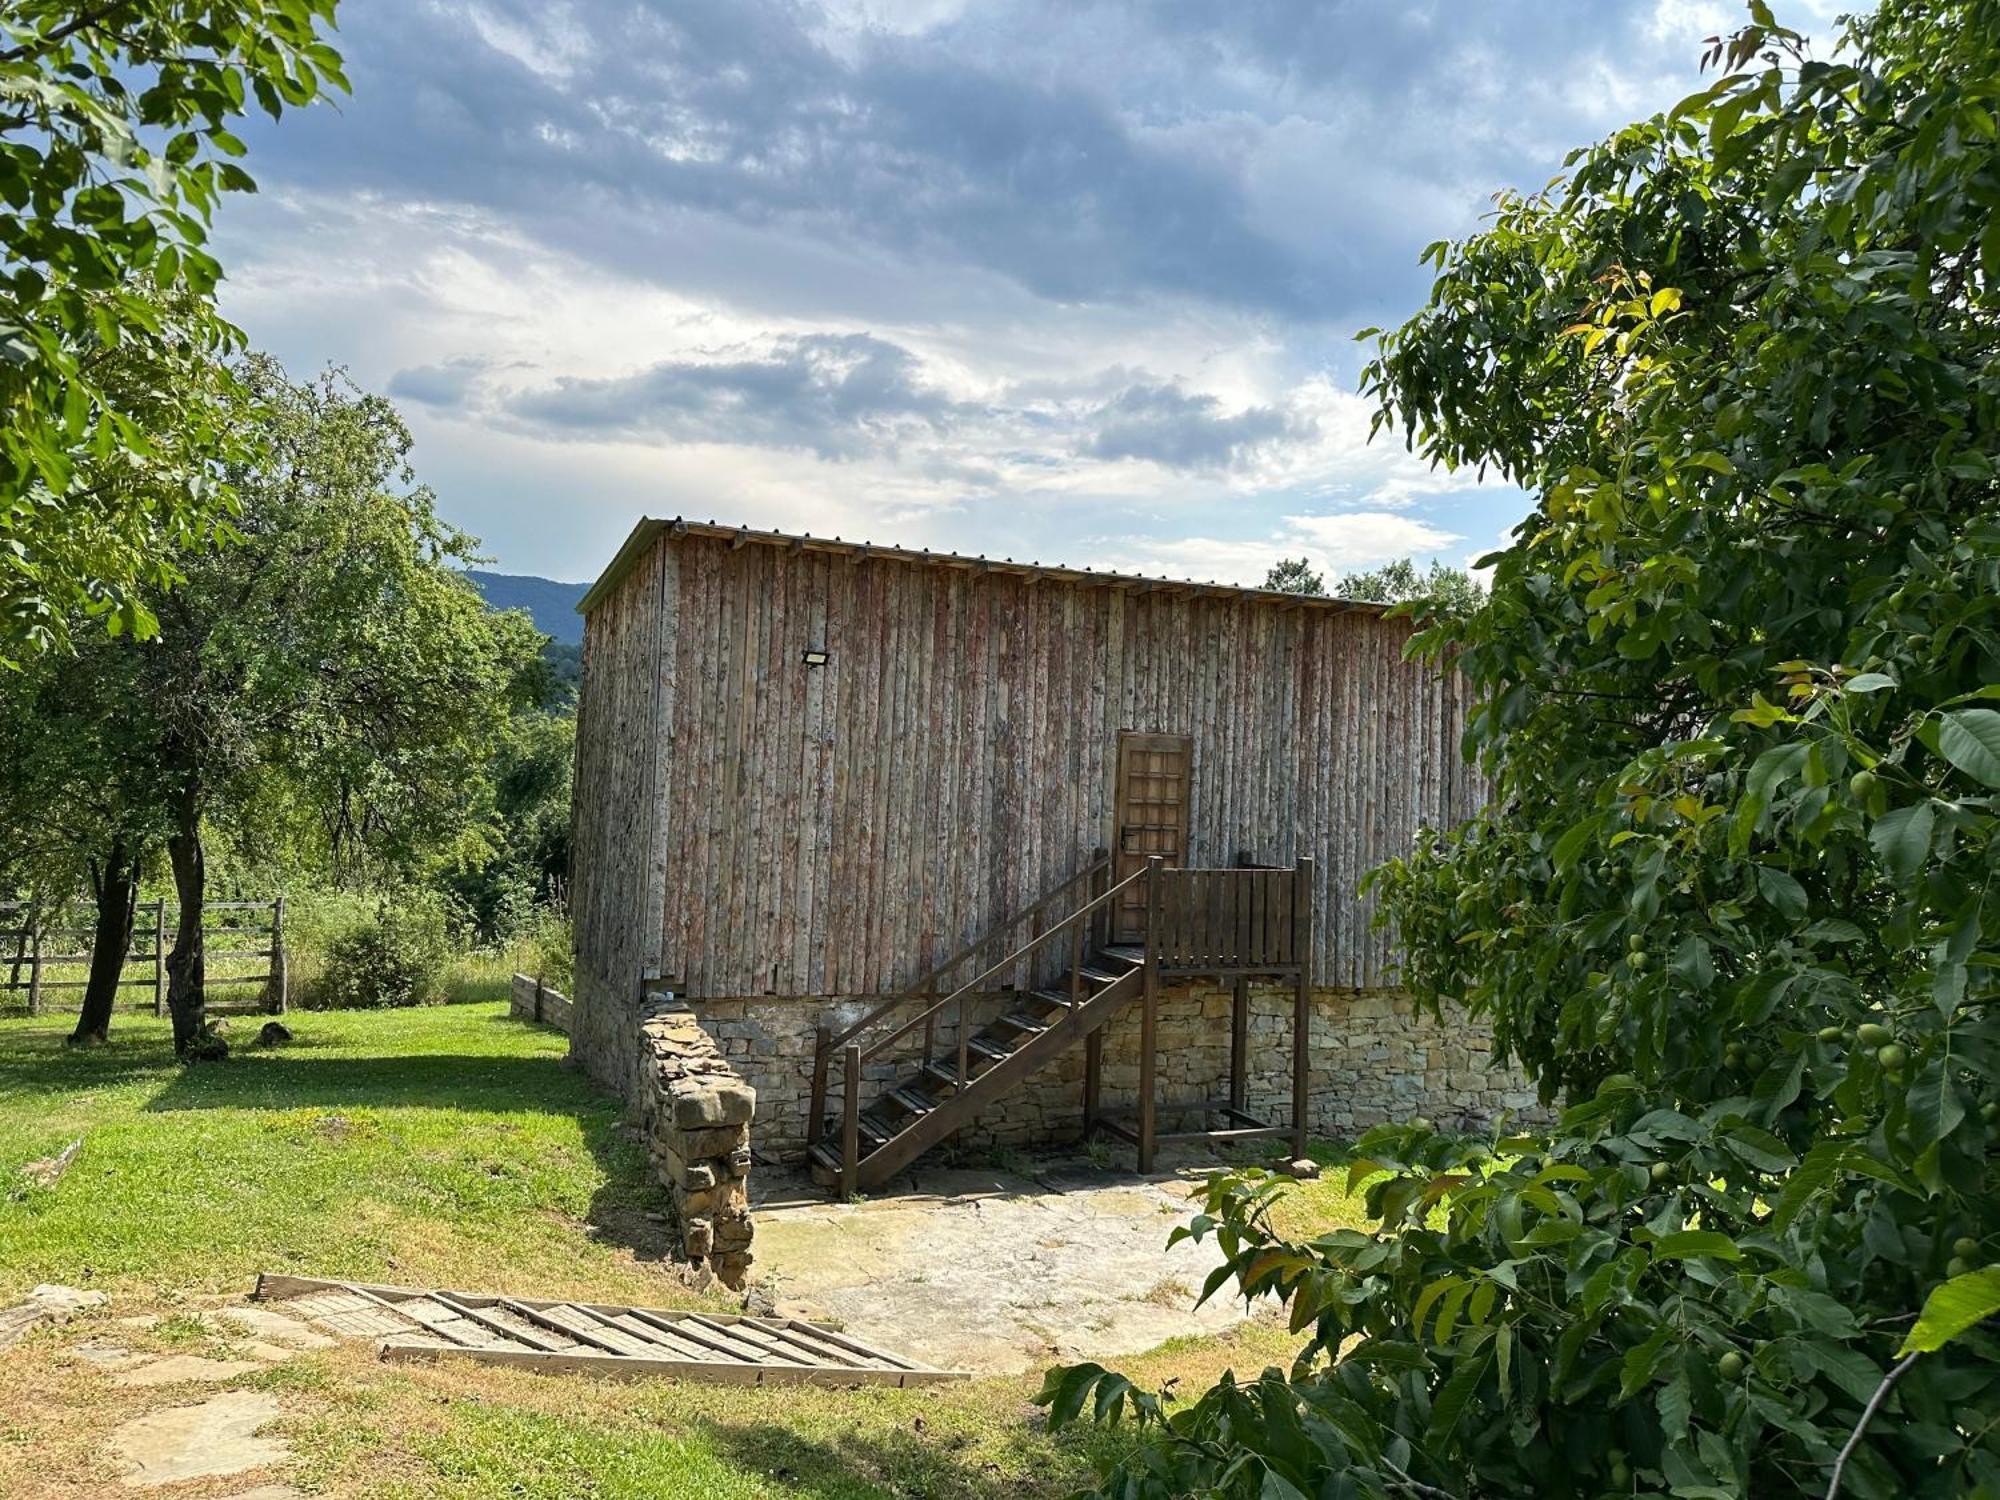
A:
808 850 1110 1150
816 850 1110 1060
861 862 1146 1065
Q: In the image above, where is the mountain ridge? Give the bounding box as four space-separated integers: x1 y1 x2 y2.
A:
466 570 587 645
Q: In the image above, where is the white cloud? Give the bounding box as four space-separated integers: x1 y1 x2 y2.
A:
1092 510 1465 588
212 0 1767 580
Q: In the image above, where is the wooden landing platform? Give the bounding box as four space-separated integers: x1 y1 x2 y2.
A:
255 1273 964 1387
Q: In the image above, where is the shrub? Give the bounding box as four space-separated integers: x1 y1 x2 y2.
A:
310 893 458 1010
509 899 573 996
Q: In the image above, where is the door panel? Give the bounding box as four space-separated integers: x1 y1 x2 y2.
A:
1112 731 1192 944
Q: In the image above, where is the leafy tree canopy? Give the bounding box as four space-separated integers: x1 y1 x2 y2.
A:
1262 553 1483 613
0 1 344 659
0 355 545 1049
1263 555 1327 595
1047 3 2000 1496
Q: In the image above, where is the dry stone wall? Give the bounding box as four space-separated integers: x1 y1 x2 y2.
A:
696 983 1540 1162
509 973 574 1033
635 995 756 1287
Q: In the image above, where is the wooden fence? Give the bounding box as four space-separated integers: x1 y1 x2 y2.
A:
0 897 287 1016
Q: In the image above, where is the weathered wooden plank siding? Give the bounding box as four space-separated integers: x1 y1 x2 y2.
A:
570 540 674 1082
592 533 1480 1002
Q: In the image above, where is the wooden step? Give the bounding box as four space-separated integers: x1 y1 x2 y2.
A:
919 1061 970 1093
1100 946 1146 968
997 1011 1048 1036
858 1113 897 1147
1076 964 1126 987
1031 987 1077 1010
966 1035 1013 1064
887 1087 936 1117
807 1140 841 1186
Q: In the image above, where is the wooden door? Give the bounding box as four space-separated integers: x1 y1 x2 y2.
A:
1112 731 1191 944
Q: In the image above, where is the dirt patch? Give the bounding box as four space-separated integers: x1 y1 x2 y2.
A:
751 1158 1259 1374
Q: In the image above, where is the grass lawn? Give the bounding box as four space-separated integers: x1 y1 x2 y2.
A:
0 1000 1365 1498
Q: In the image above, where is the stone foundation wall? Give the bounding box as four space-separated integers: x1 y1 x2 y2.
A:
568 967 642 1100
634 996 757 1287
697 983 1540 1163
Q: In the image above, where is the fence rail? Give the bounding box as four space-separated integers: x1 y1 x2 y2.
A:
0 897 287 1016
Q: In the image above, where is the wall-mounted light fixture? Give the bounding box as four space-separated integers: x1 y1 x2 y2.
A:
801 648 829 667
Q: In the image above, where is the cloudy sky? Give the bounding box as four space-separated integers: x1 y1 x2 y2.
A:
215 0 1836 586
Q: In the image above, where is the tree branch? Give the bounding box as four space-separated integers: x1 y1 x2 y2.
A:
0 3 139 65
1825 1351 1918 1499
1380 1455 1466 1500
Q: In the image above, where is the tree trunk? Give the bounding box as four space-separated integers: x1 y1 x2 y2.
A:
165 786 209 1057
70 842 140 1046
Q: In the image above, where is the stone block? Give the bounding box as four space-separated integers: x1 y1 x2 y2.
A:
679 1123 748 1159
670 1077 756 1129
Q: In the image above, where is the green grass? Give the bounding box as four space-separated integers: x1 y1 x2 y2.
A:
0 1002 680 1301
0 1001 1360 1497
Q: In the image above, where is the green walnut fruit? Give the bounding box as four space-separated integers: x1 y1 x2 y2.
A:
1850 769 1878 799
1818 1025 1844 1044
1947 1257 1973 1278
1982 1101 2000 1124
1717 1350 1746 1382
1953 1237 1981 1259
1856 1022 1894 1048
1627 950 1649 972
1877 1043 1910 1072
1627 932 1646 951
1741 1051 1766 1075
1410 1116 1433 1134
1650 1160 1673 1184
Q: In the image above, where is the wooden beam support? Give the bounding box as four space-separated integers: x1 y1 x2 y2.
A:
1293 855 1315 1161
1139 855 1161 1174
1083 1029 1102 1133
1229 976 1248 1115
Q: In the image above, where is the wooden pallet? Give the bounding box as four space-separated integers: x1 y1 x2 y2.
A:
254 1273 964 1387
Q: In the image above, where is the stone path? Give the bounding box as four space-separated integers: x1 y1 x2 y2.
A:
62 1299 330 1492
107 1391 288 1489
751 1160 1257 1374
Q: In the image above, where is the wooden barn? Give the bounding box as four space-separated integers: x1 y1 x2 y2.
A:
570 517 1517 1194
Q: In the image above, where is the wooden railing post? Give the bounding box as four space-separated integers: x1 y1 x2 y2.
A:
1067 915 1083 1008
152 898 167 1016
27 927 41 1016
268 896 288 1014
841 1043 861 1199
1293 856 1315 1160
957 991 969 1087
807 1022 831 1148
1139 855 1162 1174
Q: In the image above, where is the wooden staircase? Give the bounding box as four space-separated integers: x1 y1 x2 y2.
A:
807 946 1143 1191
806 851 1316 1197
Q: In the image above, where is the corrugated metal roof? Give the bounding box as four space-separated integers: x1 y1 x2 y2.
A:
577 516 1391 617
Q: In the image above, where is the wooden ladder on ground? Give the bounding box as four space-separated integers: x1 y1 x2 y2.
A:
805 852 1314 1195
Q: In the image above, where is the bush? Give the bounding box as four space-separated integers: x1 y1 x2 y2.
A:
310 893 458 1010
509 899 573 996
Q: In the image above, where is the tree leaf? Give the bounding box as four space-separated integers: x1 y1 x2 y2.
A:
1936 708 2000 788
1869 802 1935 885
1650 1230 1742 1262
1843 672 1897 693
1900 1267 2000 1354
